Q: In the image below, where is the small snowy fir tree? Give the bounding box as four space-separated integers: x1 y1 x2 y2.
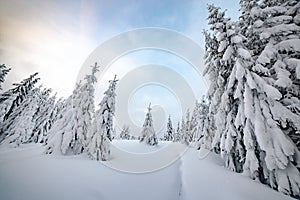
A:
120 125 130 140
163 115 174 141
179 118 186 143
198 100 211 150
182 110 193 145
173 122 181 142
140 103 158 146
88 75 118 161
0 64 11 90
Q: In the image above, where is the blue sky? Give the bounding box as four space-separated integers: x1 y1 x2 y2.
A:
0 0 240 134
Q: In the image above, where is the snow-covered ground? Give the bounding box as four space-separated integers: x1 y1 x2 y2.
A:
0 141 293 200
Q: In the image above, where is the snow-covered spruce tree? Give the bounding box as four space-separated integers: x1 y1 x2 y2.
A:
193 97 211 150
0 73 40 143
163 115 174 141
0 88 39 147
30 88 56 144
202 31 219 152
45 96 75 154
179 117 186 143
190 101 200 143
202 5 234 152
250 0 300 151
182 109 193 145
47 61 100 155
95 74 117 142
243 72 300 196
43 97 64 144
204 4 300 196
0 64 11 90
72 63 99 154
190 99 209 144
88 75 118 161
214 15 251 173
202 5 247 172
120 125 130 140
0 72 39 123
173 122 181 142
46 77 93 154
140 103 158 146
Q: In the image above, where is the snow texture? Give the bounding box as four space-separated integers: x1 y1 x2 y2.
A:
0 143 294 200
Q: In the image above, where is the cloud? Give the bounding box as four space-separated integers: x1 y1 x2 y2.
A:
0 0 95 97
0 0 240 97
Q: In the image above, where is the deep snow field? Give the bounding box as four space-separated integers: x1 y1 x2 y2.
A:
0 140 294 200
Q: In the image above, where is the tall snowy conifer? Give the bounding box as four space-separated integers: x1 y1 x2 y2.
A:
46 63 99 155
72 63 99 154
164 115 174 141
140 103 158 146
179 117 186 144
45 96 75 154
202 5 233 152
204 3 300 196
173 122 181 142
182 109 192 145
29 87 55 143
193 97 211 150
88 75 118 161
212 12 248 173
251 0 300 152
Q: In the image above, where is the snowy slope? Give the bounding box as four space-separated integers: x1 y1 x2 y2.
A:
0 141 294 200
181 150 293 200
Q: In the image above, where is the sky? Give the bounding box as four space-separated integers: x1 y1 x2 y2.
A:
0 0 240 135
